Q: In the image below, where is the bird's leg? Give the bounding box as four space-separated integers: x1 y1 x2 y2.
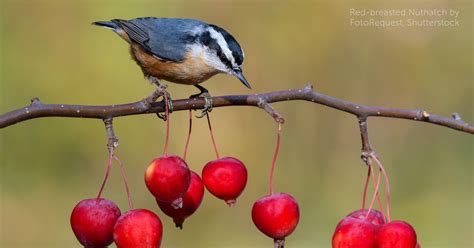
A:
146 76 173 121
190 84 213 118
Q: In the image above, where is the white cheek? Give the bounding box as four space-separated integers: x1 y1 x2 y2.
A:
187 44 231 74
205 53 229 73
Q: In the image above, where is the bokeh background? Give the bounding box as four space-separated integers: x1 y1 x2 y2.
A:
0 0 472 247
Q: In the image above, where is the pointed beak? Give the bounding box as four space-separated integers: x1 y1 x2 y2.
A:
233 69 252 89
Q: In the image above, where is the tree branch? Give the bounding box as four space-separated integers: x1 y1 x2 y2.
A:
0 85 472 134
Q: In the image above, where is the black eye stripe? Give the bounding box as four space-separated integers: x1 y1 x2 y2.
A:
198 30 233 69
209 24 244 66
217 49 233 69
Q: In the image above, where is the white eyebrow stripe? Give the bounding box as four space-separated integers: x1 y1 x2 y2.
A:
207 27 237 67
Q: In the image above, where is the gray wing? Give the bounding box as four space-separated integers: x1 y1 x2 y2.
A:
112 18 207 62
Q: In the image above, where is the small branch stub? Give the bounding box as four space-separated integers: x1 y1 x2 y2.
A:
30 97 42 106
141 84 168 110
103 118 118 150
358 117 373 165
258 98 285 124
421 110 430 120
452 113 462 121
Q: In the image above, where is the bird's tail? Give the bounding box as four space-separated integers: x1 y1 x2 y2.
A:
92 21 119 30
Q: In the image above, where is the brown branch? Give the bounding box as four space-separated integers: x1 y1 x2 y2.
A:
0 85 472 135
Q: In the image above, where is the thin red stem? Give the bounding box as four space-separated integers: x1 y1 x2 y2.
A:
362 166 371 209
206 114 220 159
163 93 170 156
374 168 386 222
113 155 133 209
269 123 282 195
371 154 391 222
183 110 192 161
366 159 386 222
366 161 382 217
96 149 113 203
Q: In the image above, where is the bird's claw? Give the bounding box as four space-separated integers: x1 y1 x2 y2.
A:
157 94 173 121
143 76 173 121
155 85 173 121
195 92 213 118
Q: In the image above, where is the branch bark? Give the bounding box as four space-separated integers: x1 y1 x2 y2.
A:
1 85 473 134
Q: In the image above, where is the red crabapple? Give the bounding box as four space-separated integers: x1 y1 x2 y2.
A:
252 193 300 247
70 198 121 248
145 155 191 208
157 171 205 229
332 215 377 248
347 209 385 226
376 220 417 248
113 209 163 248
202 157 247 206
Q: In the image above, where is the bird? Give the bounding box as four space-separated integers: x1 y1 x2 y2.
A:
93 17 251 116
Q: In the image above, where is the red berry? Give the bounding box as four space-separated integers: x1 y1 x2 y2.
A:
145 155 191 208
347 209 385 226
376 220 417 248
332 216 377 248
113 209 163 248
202 157 247 206
252 193 300 247
70 198 121 248
157 171 205 229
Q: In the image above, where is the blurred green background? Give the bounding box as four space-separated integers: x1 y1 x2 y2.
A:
0 0 472 247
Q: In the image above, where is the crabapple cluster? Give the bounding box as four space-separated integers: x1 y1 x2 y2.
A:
70 109 302 248
332 155 420 248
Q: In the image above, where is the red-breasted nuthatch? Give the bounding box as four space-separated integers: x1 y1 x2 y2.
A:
93 17 251 115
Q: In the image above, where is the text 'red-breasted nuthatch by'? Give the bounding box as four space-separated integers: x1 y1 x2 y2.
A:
93 17 251 116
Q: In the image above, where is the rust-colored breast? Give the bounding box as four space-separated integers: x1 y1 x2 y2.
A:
130 44 219 85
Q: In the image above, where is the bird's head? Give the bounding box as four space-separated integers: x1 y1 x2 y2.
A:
196 24 251 89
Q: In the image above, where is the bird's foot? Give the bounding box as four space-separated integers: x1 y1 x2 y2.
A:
156 84 173 121
190 91 213 118
141 77 173 121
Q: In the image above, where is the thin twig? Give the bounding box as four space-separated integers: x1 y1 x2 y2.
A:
257 98 285 123
103 118 118 149
358 117 373 165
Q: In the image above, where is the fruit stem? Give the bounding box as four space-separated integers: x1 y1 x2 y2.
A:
113 155 133 209
274 238 285 248
96 148 114 203
206 114 220 159
368 159 387 222
371 154 391 222
163 93 170 156
362 166 371 209
269 123 282 195
183 110 193 161
366 160 382 219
